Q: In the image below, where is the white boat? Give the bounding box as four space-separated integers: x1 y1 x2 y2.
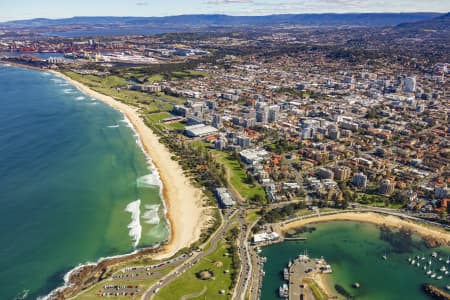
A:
382 254 387 260
428 260 432 265
283 268 289 281
430 273 436 278
436 276 443 280
423 266 427 270
426 270 432 275
432 252 438 258
446 285 450 291
279 283 289 298
416 262 420 267
408 257 412 262
411 260 416 265
440 266 447 272
445 271 448 275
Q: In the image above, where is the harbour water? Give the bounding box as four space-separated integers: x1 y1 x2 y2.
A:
0 65 169 299
260 221 450 300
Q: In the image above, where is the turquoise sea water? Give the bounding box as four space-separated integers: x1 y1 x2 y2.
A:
0 65 169 299
260 221 450 300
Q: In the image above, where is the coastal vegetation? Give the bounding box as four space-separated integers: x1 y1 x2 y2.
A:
212 150 266 203
154 225 239 300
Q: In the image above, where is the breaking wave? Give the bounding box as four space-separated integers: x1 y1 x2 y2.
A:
142 204 161 225
125 199 142 248
75 96 85 101
136 173 160 188
13 290 29 300
107 124 119 128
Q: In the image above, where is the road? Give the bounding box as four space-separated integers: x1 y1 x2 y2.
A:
141 209 236 300
233 209 252 300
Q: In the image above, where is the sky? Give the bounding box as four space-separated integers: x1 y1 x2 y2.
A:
0 0 449 21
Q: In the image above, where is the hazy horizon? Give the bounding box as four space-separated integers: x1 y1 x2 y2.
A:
0 0 448 22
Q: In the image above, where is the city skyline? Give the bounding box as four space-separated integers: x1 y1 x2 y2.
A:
0 0 449 22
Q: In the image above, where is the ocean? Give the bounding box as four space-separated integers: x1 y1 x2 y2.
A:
0 64 169 299
260 221 450 300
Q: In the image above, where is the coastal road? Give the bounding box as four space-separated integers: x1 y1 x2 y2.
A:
141 209 237 300
233 209 253 300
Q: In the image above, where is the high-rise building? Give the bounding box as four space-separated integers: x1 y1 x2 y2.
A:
404 76 416 93
318 167 334 180
237 136 251 148
333 166 351 181
352 172 367 188
379 179 395 195
268 105 280 123
212 114 222 129
256 107 269 124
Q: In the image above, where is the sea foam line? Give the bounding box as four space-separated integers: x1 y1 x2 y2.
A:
39 71 170 300
142 204 161 225
125 199 142 248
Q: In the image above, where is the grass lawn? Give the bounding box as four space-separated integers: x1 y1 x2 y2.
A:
146 112 185 131
304 278 327 300
246 210 260 223
212 150 266 202
147 112 173 123
154 237 235 300
155 94 186 105
147 74 164 82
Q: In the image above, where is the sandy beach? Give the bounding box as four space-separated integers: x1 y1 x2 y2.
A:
282 211 450 244
282 212 450 298
51 70 206 259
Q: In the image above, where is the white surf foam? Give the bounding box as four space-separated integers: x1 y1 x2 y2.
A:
51 78 63 84
75 96 85 101
13 289 29 300
125 199 142 248
136 173 160 188
142 204 161 225
107 124 120 128
119 117 133 128
63 88 74 94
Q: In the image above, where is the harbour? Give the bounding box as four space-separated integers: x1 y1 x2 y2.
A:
259 221 450 300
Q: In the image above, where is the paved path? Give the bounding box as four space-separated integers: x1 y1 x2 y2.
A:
180 286 207 300
141 209 235 300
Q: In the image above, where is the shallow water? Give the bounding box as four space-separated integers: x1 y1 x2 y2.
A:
260 221 450 300
0 66 169 299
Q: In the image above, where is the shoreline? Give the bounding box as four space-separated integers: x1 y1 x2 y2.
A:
281 212 450 244
0 62 208 299
279 211 450 298
50 69 206 259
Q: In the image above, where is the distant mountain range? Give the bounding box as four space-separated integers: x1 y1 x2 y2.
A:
1 13 444 28
396 12 450 31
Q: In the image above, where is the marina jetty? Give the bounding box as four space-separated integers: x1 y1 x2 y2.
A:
279 252 333 299
422 284 450 300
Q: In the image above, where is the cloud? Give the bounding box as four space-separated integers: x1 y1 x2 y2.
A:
207 0 253 4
